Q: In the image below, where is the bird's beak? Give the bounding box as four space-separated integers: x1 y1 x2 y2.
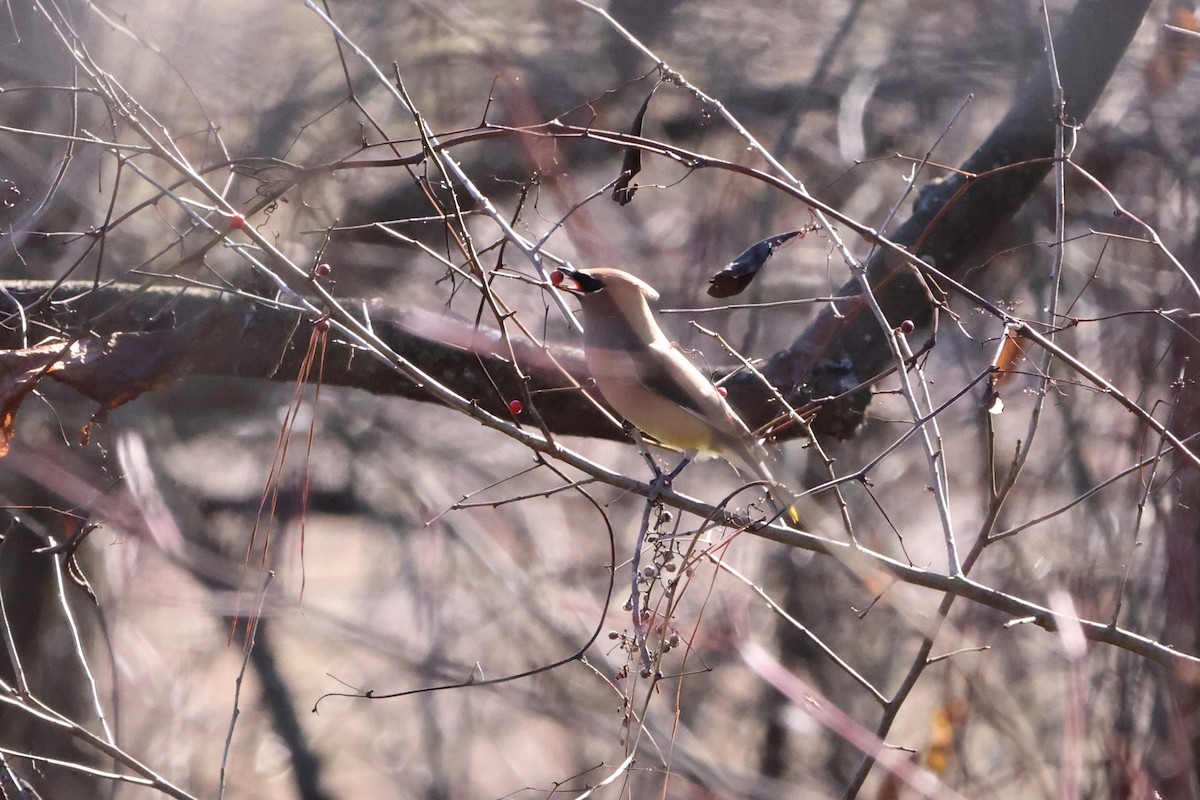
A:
551 267 602 295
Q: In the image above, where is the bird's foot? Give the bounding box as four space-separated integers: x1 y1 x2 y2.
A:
664 455 692 482
648 469 671 502
648 455 691 501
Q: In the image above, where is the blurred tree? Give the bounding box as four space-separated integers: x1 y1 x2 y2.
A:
0 0 1197 798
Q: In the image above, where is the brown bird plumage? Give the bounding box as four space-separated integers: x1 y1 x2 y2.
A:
554 266 797 522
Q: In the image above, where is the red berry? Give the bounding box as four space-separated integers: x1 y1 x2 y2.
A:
898 319 915 334
313 262 332 278
229 213 246 230
716 386 728 397
508 399 523 414
550 269 564 286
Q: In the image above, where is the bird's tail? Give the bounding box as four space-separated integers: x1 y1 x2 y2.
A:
765 479 803 528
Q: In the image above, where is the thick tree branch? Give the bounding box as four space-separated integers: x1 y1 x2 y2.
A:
729 0 1155 437
0 282 624 439
0 2 1158 451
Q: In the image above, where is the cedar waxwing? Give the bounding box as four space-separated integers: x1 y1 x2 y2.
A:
553 266 797 523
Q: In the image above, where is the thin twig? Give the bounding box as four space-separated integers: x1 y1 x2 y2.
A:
218 571 274 800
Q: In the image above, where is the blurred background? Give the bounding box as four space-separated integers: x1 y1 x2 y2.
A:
1 1 1198 798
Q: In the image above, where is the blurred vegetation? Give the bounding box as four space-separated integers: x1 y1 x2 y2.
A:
1 1 1199 798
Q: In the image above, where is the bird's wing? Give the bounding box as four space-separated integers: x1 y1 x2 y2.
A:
635 344 714 417
637 343 801 525
635 342 758 449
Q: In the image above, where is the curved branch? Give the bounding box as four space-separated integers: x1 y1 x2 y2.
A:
0 283 1195 671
